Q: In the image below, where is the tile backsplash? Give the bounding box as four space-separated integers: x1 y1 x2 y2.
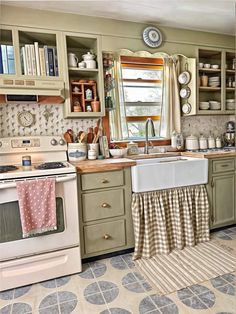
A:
181 115 235 138
0 103 235 140
0 103 97 138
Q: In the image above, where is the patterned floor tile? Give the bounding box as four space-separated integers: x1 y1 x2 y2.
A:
211 274 235 296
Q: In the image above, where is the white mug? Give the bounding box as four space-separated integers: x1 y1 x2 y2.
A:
68 53 78 67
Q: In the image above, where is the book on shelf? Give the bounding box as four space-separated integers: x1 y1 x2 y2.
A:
39 47 46 76
20 46 27 75
0 46 3 74
1 45 8 74
6 45 15 74
44 45 49 76
34 42 41 76
53 47 58 76
47 47 55 76
30 44 36 76
25 44 32 75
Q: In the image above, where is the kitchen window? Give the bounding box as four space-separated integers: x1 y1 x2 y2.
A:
105 55 164 141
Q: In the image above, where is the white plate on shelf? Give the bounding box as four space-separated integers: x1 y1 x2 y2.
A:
180 87 191 99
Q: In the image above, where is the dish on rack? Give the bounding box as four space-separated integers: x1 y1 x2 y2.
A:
178 71 191 84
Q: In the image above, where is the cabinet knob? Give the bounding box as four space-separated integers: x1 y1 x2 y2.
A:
101 179 109 184
101 202 110 208
103 234 110 240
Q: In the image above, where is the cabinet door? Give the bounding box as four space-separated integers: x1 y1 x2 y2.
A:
211 174 235 228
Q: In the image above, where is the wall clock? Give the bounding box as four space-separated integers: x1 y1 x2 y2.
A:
142 26 162 48
18 110 36 127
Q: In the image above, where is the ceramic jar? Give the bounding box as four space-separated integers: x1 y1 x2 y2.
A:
82 52 96 69
216 136 222 148
199 135 208 150
185 135 199 151
67 143 87 161
208 135 216 149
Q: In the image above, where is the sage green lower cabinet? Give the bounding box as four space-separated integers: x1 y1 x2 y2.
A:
207 158 236 229
78 168 134 259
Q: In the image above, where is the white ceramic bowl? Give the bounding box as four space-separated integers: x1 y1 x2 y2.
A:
226 99 235 103
211 64 219 69
204 63 211 68
109 148 127 158
199 62 204 68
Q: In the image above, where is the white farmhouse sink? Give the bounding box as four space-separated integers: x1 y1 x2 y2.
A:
131 156 208 192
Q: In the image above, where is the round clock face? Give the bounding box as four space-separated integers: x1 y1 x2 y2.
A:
142 26 162 48
18 110 35 127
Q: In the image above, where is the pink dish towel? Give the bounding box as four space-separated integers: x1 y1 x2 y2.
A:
16 178 57 238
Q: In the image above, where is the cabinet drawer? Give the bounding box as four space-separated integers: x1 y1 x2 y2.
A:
82 189 125 222
84 220 126 254
81 170 124 190
212 159 235 173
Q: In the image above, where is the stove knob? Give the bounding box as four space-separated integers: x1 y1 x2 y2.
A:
50 138 58 146
59 138 66 145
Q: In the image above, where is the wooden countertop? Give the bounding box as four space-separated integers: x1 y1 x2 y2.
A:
72 158 136 173
72 150 236 173
182 150 236 159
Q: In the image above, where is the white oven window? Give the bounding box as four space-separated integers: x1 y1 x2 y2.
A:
0 197 65 243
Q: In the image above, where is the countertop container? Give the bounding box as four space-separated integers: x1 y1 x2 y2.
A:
185 135 199 151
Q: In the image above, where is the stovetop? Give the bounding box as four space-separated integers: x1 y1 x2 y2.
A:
0 161 76 180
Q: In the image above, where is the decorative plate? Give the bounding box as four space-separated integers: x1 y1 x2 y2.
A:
180 87 191 99
178 71 191 85
142 26 162 48
182 103 192 114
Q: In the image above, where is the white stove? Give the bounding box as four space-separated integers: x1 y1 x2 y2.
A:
0 136 76 180
0 136 82 292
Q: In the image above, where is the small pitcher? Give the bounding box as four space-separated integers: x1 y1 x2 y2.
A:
68 53 78 67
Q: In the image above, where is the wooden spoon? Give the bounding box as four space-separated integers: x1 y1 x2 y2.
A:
87 127 94 143
79 132 86 143
64 131 73 143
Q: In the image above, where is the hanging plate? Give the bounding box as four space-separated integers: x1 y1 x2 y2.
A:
182 103 192 114
142 26 162 48
178 71 191 84
180 87 191 99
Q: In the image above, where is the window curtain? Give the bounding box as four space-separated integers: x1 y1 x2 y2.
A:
109 55 128 140
160 57 181 138
132 185 210 260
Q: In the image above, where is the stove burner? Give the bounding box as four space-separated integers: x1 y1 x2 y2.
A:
35 162 66 170
0 165 18 173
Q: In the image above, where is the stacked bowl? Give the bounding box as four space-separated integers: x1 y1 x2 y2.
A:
209 100 221 110
209 76 220 87
199 101 210 110
226 99 235 110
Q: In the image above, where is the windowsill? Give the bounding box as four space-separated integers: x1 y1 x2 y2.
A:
110 138 171 148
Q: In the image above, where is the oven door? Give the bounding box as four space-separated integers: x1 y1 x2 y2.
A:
0 173 80 261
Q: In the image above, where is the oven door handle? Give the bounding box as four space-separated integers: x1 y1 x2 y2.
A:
0 174 76 189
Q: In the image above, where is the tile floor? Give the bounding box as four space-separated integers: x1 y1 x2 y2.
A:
0 226 235 314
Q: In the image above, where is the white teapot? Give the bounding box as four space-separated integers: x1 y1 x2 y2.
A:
68 53 78 67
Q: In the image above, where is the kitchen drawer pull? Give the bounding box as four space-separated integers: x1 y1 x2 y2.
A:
101 202 110 208
103 234 110 240
220 164 229 167
101 179 109 183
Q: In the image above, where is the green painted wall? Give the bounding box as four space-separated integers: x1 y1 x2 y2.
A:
1 5 234 58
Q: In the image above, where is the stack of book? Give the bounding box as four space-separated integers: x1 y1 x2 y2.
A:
0 45 15 74
20 42 58 76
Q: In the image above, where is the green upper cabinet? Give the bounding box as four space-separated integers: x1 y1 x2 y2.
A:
197 48 235 115
61 32 105 118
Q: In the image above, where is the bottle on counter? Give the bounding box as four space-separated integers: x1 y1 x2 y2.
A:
171 131 177 149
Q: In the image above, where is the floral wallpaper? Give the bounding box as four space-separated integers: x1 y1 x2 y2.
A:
0 103 97 138
0 103 234 140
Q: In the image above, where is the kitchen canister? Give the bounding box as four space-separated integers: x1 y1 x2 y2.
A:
199 135 208 150
87 143 99 158
216 136 222 148
185 134 199 151
68 143 87 161
208 135 216 149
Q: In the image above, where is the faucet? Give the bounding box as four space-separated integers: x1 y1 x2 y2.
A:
144 118 155 154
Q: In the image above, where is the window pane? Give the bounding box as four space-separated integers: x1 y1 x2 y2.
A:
122 68 162 80
123 86 162 103
127 121 160 139
126 105 161 116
